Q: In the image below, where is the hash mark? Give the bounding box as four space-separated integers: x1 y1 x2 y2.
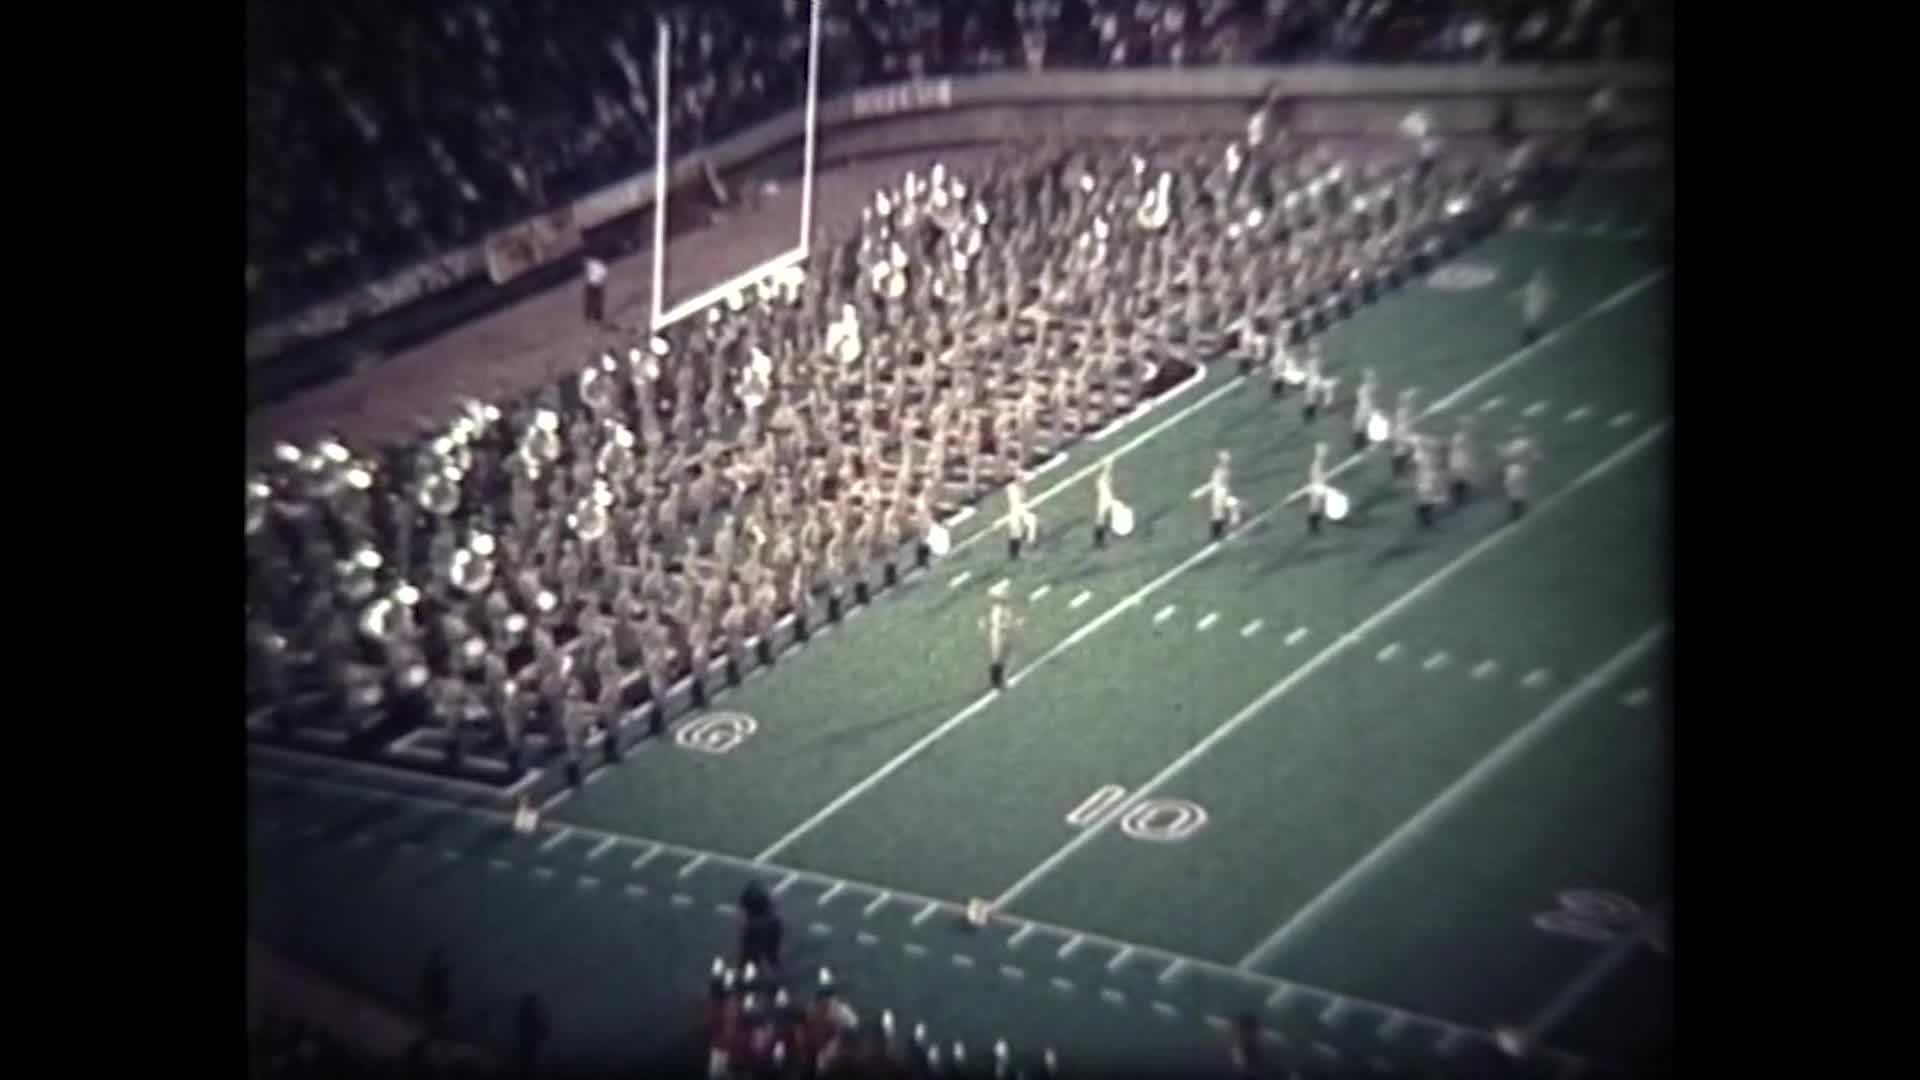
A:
670 893 693 907
949 571 972 589
1057 935 1084 960
1001 965 1025 981
1241 618 1264 637
856 932 879 946
1566 405 1593 423
1106 947 1134 973
952 954 976 969
1052 977 1076 994
1285 627 1309 646
1152 1001 1180 1018
1471 660 1499 680
904 943 929 958
1070 590 1092 609
1480 396 1506 413
532 867 556 881
1196 612 1219 631
630 846 661 870
624 883 647 898
1009 924 1036 949
1610 410 1637 428
1522 400 1550 419
912 901 940 926
1623 687 1652 708
489 858 510 872
1152 604 1177 625
1029 585 1052 602
586 836 616 861
677 854 708 878
772 873 799 897
809 922 832 937
1377 643 1402 662
1101 989 1127 1006
1522 668 1552 690
577 876 601 890
862 892 891 917
819 882 845 906
538 828 571 853
1422 650 1451 671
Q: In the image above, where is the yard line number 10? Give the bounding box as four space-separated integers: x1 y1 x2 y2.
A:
1067 785 1210 843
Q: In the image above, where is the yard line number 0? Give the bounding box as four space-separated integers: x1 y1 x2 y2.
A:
1066 785 1210 843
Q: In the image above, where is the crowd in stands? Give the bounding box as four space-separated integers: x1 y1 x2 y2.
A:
246 0 1668 328
247 90 1568 782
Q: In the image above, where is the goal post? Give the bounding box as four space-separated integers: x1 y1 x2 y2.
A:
649 0 824 333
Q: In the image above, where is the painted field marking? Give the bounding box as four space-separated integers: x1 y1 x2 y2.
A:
952 954 976 969
1052 977 1076 994
1196 612 1220 632
1623 687 1652 708
1522 668 1552 690
671 893 693 907
1566 405 1593 423
1159 959 1188 985
578 876 601 890
912 901 941 926
678 854 708 878
532 867 556 881
1153 604 1178 625
1423 650 1451 671
1437 1027 1470 1056
903 943 928 958
1008 924 1037 949
586 836 616 861
1107 947 1134 973
631 845 662 871
585 766 610 786
539 828 572 853
950 571 972 590
1236 625 1669 969
772 873 800 897
810 922 833 937
1241 618 1265 637
1153 1001 1180 1018
1101 989 1127 1006
1479 395 1506 413
863 892 891 917
489 858 510 872
752 276 1666 866
1001 965 1026 981
1610 410 1636 428
250 743 1595 1073
994 426 1672 912
1377 643 1402 662
1266 984 1294 1009
1321 998 1349 1026
1522 400 1550 418
1472 660 1500 680
1070 590 1092 609
1313 1042 1343 1061
856 932 879 946
713 902 735 916
1057 935 1084 960
819 882 846 906
1377 1011 1409 1041
1029 584 1053 602
1285 626 1310 646
440 848 460 863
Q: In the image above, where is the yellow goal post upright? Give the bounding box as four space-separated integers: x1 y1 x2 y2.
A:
648 0 825 334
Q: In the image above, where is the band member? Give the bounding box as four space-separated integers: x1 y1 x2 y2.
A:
1207 450 1242 541
1414 435 1447 527
981 583 1022 690
1092 456 1118 548
1521 268 1552 345
1006 470 1039 559
1303 342 1336 421
1352 367 1379 449
1448 417 1477 505
1501 429 1542 520
1306 441 1330 534
1390 388 1419 476
1268 338 1301 399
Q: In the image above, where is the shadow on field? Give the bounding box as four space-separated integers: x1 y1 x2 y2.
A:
808 690 982 750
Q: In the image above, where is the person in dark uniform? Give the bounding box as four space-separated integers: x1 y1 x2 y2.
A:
514 993 549 1079
583 255 609 326
738 882 785 975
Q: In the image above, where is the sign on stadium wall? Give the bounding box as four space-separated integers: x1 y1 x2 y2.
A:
484 207 583 285
851 78 953 120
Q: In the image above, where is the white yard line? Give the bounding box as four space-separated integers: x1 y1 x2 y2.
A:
716 277 1670 867
991 425 1670 909
1235 625 1669 970
248 759 1585 1072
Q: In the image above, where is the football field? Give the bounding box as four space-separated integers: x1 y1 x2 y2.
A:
248 171 1673 1077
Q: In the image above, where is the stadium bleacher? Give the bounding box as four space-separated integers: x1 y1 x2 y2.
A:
245 0 1669 331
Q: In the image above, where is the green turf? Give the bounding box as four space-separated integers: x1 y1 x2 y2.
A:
249 172 1672 1074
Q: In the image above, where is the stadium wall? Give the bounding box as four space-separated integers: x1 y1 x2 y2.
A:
246 63 1670 386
